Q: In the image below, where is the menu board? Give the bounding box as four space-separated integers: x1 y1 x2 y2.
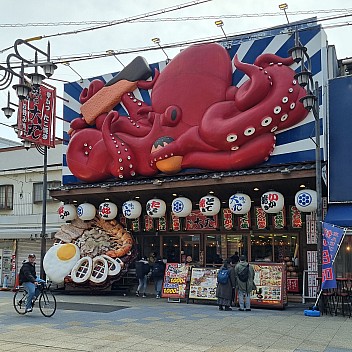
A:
250 263 286 308
188 267 218 300
162 263 189 298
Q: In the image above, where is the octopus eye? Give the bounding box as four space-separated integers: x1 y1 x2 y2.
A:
290 103 296 110
244 127 255 136
261 117 272 127
271 126 278 132
226 134 238 142
281 114 288 121
273 106 282 115
282 97 289 103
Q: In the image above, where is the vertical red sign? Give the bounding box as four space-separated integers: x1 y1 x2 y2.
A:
17 84 56 147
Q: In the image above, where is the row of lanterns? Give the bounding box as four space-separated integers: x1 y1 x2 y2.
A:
58 189 318 222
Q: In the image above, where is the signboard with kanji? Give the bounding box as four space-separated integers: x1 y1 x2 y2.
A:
161 263 189 298
185 210 218 230
17 84 56 147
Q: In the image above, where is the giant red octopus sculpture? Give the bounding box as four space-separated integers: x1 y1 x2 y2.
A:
66 43 309 183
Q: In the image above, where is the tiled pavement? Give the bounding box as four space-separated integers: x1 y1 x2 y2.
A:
0 290 351 352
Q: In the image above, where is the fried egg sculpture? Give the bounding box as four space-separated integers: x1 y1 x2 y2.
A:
43 243 80 283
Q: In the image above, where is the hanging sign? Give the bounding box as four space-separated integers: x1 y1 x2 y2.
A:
222 208 234 230
58 204 77 222
131 218 140 232
229 193 251 215
273 208 286 229
161 263 189 298
144 215 154 231
290 206 302 228
158 216 167 231
98 202 118 220
122 200 142 219
119 214 127 227
17 84 56 147
171 214 181 231
238 212 251 229
186 210 218 230
146 198 166 218
254 207 267 229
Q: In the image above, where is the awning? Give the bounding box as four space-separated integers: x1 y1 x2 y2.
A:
325 204 352 227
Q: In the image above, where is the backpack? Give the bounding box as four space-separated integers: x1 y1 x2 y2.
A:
152 262 164 278
217 268 229 284
237 264 250 282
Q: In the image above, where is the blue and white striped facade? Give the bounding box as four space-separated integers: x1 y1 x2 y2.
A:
62 20 329 185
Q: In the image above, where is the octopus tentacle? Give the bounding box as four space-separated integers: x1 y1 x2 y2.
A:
233 55 272 111
102 112 137 179
137 69 160 90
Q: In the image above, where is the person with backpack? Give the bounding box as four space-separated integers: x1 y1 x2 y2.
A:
216 259 235 311
151 256 166 298
234 255 256 311
135 257 150 297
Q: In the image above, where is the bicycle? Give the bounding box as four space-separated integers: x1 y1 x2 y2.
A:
13 281 57 317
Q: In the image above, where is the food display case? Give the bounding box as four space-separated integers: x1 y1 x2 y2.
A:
250 262 287 308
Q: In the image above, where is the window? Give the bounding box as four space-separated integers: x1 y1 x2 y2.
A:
0 185 14 210
33 181 61 203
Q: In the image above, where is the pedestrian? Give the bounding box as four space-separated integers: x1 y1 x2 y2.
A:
216 259 235 311
234 255 256 311
230 251 240 265
18 254 41 313
135 257 150 297
148 252 157 266
151 256 165 298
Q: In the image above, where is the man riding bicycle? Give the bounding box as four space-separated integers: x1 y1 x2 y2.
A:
18 254 44 313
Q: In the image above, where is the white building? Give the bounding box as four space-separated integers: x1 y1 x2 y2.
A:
0 138 62 287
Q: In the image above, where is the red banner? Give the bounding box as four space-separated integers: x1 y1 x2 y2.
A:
185 210 218 230
254 207 267 230
222 208 233 230
17 84 56 147
171 214 181 231
290 206 302 228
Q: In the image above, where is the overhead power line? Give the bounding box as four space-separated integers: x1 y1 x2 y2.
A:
1 9 352 28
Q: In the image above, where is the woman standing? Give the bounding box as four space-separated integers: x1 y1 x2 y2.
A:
216 260 235 311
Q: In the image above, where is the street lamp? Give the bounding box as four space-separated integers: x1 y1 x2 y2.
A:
288 31 323 277
215 20 228 40
151 37 171 64
0 38 57 279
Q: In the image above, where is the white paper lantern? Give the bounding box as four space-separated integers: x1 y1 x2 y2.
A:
146 198 166 218
58 204 77 221
295 189 317 212
228 193 251 215
122 200 142 219
98 202 118 220
171 197 192 217
199 194 221 216
261 191 284 213
77 203 96 221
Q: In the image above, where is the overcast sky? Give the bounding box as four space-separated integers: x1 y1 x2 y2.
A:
0 0 351 142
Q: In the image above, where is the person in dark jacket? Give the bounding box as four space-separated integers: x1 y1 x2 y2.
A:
216 259 236 311
135 257 150 297
18 254 40 313
234 255 256 311
151 256 165 298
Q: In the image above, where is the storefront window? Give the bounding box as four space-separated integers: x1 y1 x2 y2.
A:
135 234 160 260
226 235 247 260
205 235 223 265
181 235 200 264
335 235 352 278
163 236 180 263
251 234 298 263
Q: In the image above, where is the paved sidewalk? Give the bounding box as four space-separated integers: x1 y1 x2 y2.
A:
0 290 351 352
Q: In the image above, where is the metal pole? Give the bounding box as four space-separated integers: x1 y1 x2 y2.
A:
314 81 323 278
40 146 48 279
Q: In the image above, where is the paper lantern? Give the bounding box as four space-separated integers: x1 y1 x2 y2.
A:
122 200 142 219
171 197 192 217
228 193 251 215
77 203 96 221
146 198 166 218
261 191 284 213
199 194 220 216
295 189 317 212
58 204 77 221
98 202 118 220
